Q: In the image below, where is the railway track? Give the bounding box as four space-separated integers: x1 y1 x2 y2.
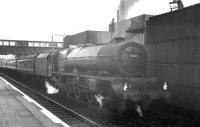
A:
0 73 103 127
1 72 200 127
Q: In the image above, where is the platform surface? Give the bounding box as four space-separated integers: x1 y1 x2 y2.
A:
0 77 64 127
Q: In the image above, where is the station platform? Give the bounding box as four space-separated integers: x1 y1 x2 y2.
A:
0 76 66 127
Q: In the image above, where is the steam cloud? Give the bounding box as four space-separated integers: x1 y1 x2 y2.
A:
118 0 139 21
95 94 104 108
45 81 59 94
135 104 143 117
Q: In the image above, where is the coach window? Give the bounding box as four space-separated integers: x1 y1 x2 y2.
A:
30 60 32 68
30 61 32 69
27 60 29 69
22 61 24 69
23 61 26 69
25 61 27 69
0 41 2 45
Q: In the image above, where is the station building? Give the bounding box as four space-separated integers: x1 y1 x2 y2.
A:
63 14 152 48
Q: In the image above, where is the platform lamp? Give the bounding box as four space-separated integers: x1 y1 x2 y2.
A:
51 34 66 72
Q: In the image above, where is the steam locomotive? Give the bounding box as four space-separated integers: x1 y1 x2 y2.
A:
0 39 169 114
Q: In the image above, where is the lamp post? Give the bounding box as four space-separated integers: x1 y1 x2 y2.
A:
50 33 66 72
51 35 54 50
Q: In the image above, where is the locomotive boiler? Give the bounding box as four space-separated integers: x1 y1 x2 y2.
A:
55 41 146 77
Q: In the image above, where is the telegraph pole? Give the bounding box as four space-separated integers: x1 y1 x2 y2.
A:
51 34 54 50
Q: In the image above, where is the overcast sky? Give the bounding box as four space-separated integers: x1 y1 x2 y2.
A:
0 0 198 42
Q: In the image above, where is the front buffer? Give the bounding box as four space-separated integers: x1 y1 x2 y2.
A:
94 77 170 116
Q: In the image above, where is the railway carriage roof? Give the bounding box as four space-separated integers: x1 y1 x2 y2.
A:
36 52 50 58
17 55 38 60
0 59 16 61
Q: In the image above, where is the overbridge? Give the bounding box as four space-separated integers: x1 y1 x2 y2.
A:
0 39 63 57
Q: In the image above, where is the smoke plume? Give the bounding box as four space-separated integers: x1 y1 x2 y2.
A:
118 0 139 21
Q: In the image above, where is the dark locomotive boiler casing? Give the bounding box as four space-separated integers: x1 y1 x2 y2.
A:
60 41 147 77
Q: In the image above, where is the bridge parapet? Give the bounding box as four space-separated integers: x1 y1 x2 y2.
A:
0 39 63 56
0 39 62 48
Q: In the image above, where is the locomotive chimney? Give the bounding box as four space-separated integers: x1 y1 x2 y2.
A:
109 18 115 32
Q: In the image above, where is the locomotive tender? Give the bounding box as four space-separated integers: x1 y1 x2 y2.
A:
0 40 168 113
